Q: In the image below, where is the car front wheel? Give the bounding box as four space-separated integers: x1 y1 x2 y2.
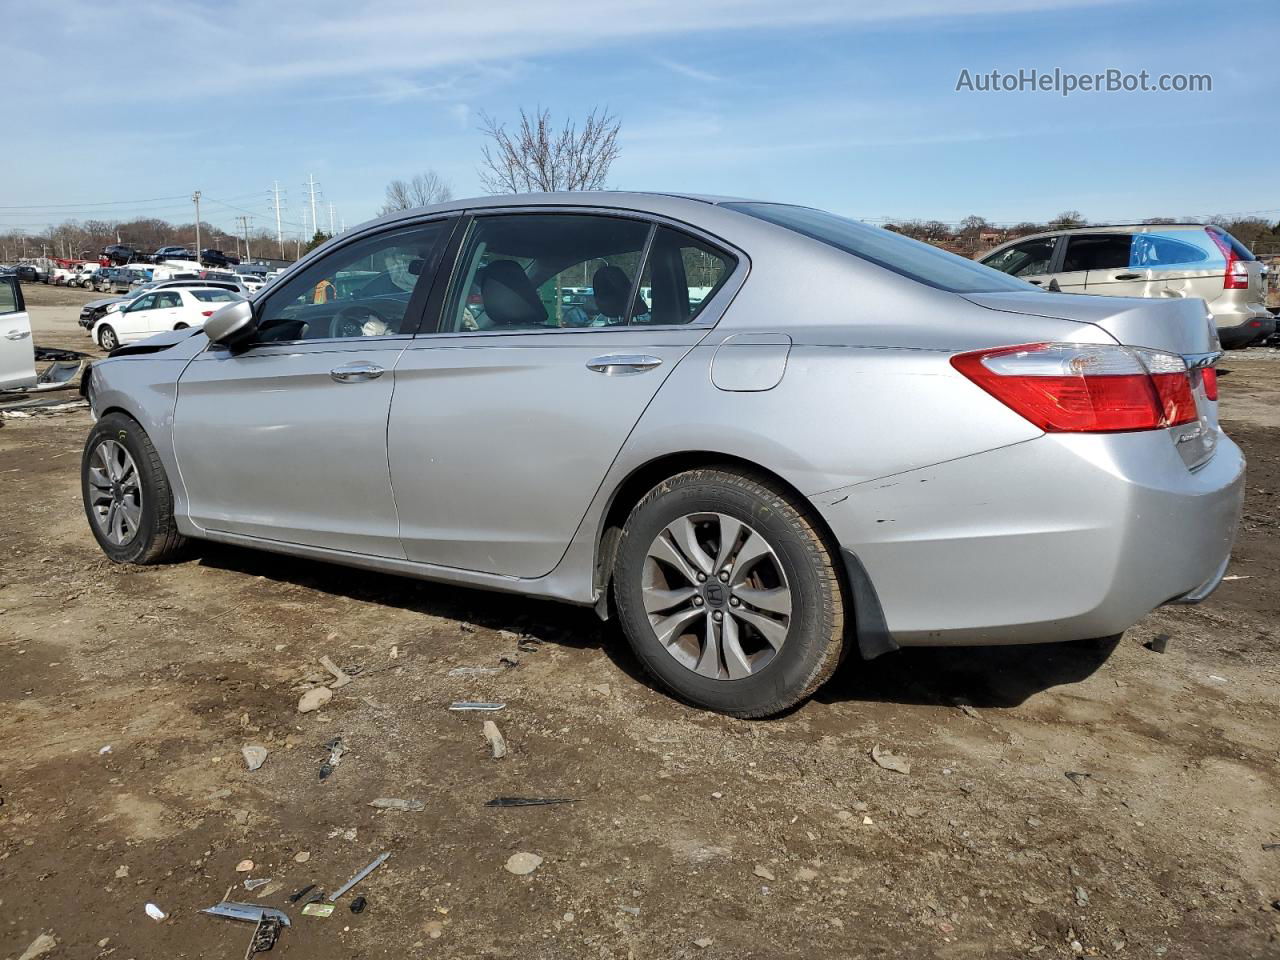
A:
81 412 189 564
613 468 847 717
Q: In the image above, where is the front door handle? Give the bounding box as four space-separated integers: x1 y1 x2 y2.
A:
330 362 385 383
1113 273 1142 281
586 354 663 376
4 328 31 341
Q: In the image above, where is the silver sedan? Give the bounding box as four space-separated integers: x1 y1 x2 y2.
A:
79 192 1244 716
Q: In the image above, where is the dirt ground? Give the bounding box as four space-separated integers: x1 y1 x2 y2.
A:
3 282 1279 960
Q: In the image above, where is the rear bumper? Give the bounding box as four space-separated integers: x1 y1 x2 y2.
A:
1214 303 1275 348
813 429 1245 649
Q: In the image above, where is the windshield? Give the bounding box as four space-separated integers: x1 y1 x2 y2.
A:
723 202 1035 294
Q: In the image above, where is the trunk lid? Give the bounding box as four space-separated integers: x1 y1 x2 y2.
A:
962 290 1221 469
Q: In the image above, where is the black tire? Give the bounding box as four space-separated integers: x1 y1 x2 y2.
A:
173 323 189 330
613 468 846 718
97 325 118 351
81 412 189 565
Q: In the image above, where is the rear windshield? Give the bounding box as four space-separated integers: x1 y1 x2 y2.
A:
722 202 1033 293
190 289 239 302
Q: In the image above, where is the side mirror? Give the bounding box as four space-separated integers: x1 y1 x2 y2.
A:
204 299 257 348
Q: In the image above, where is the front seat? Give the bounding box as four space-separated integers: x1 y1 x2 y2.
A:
481 260 547 328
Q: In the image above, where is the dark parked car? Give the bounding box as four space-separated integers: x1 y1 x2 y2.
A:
200 249 241 268
154 245 195 262
104 245 140 266
13 265 39 283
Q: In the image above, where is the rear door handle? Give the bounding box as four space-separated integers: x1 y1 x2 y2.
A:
4 329 31 341
330 362 385 383
586 354 663 376
1114 273 1142 280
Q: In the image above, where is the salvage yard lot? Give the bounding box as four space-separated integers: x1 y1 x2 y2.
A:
2 283 1279 959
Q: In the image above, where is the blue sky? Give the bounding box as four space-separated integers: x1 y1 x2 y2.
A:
3 0 1275 240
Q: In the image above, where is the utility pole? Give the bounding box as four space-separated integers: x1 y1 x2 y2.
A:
328 202 336 235
305 174 319 240
192 190 202 261
236 215 253 260
270 180 285 259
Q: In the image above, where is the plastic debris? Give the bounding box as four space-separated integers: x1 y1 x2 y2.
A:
298 687 333 713
350 896 367 914
485 796 580 807
319 655 353 689
319 737 346 781
449 701 505 712
505 851 544 875
17 933 58 960
202 902 293 927
869 744 911 775
98 745 112 755
368 797 423 812
483 720 508 759
328 852 390 902
243 878 271 891
301 903 334 918
242 745 268 771
145 903 167 921
287 884 317 904
1144 635 1170 654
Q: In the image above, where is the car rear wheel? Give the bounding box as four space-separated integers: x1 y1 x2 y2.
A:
81 412 189 565
97 325 118 351
613 468 847 717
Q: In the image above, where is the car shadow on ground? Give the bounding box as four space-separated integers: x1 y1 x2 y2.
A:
195 544 1119 712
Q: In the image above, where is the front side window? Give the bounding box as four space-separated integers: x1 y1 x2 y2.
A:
982 237 1056 277
441 214 652 333
254 219 453 342
1062 234 1132 272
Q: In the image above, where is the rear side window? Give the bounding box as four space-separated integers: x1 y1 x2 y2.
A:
722 201 1031 294
191 289 238 302
1062 234 1132 272
1130 233 1214 269
634 227 736 325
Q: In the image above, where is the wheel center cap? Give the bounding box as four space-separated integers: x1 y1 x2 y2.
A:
702 582 728 608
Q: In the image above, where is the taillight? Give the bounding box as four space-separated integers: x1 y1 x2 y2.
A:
951 342 1198 433
201 310 214 317
1200 367 1218 401
1206 227 1249 290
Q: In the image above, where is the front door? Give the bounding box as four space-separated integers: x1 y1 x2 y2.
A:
173 218 455 556
0 276 34 390
980 236 1058 289
388 212 740 578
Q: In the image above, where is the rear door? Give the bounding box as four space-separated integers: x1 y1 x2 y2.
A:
149 291 183 331
388 211 742 578
0 276 35 390
1067 233 1155 297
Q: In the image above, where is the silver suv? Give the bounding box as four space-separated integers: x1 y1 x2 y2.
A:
980 224 1273 348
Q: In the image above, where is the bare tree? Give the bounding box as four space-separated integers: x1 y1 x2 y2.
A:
379 171 454 215
478 106 620 194
1048 210 1085 229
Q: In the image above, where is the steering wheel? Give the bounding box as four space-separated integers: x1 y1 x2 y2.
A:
329 304 392 339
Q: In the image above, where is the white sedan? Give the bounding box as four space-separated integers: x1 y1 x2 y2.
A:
92 287 244 351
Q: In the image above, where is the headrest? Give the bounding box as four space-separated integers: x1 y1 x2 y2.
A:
592 265 644 320
481 260 547 327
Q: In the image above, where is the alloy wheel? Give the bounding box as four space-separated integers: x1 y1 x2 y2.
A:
87 439 143 546
642 512 792 680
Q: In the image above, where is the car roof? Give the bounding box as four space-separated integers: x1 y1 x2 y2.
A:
989 223 1213 247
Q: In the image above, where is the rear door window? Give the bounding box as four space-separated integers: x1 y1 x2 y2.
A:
1061 234 1133 272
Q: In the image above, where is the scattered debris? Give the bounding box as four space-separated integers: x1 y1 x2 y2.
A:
298 687 333 713
368 797 424 812
114 865 129 879
693 937 713 949
287 884 317 904
246 916 283 955
319 655 353 689
243 878 271 891
1207 674 1229 684
870 744 912 775
1064 771 1092 792
17 933 57 960
618 905 640 917
955 701 981 719
505 852 544 875
1261 843 1280 852
1221 574 1251 581
1075 886 1090 906
447 666 502 676
483 719 508 759
98 745 112 755
350 896 367 914
590 683 611 696
328 852 390 902
294 851 311 864
485 796 580 807
498 654 520 668
1144 635 1170 654
302 902 335 918
241 745 268 771
753 864 775 881
449 701 505 712
145 903 167 921
319 737 346 781
236 859 255 872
